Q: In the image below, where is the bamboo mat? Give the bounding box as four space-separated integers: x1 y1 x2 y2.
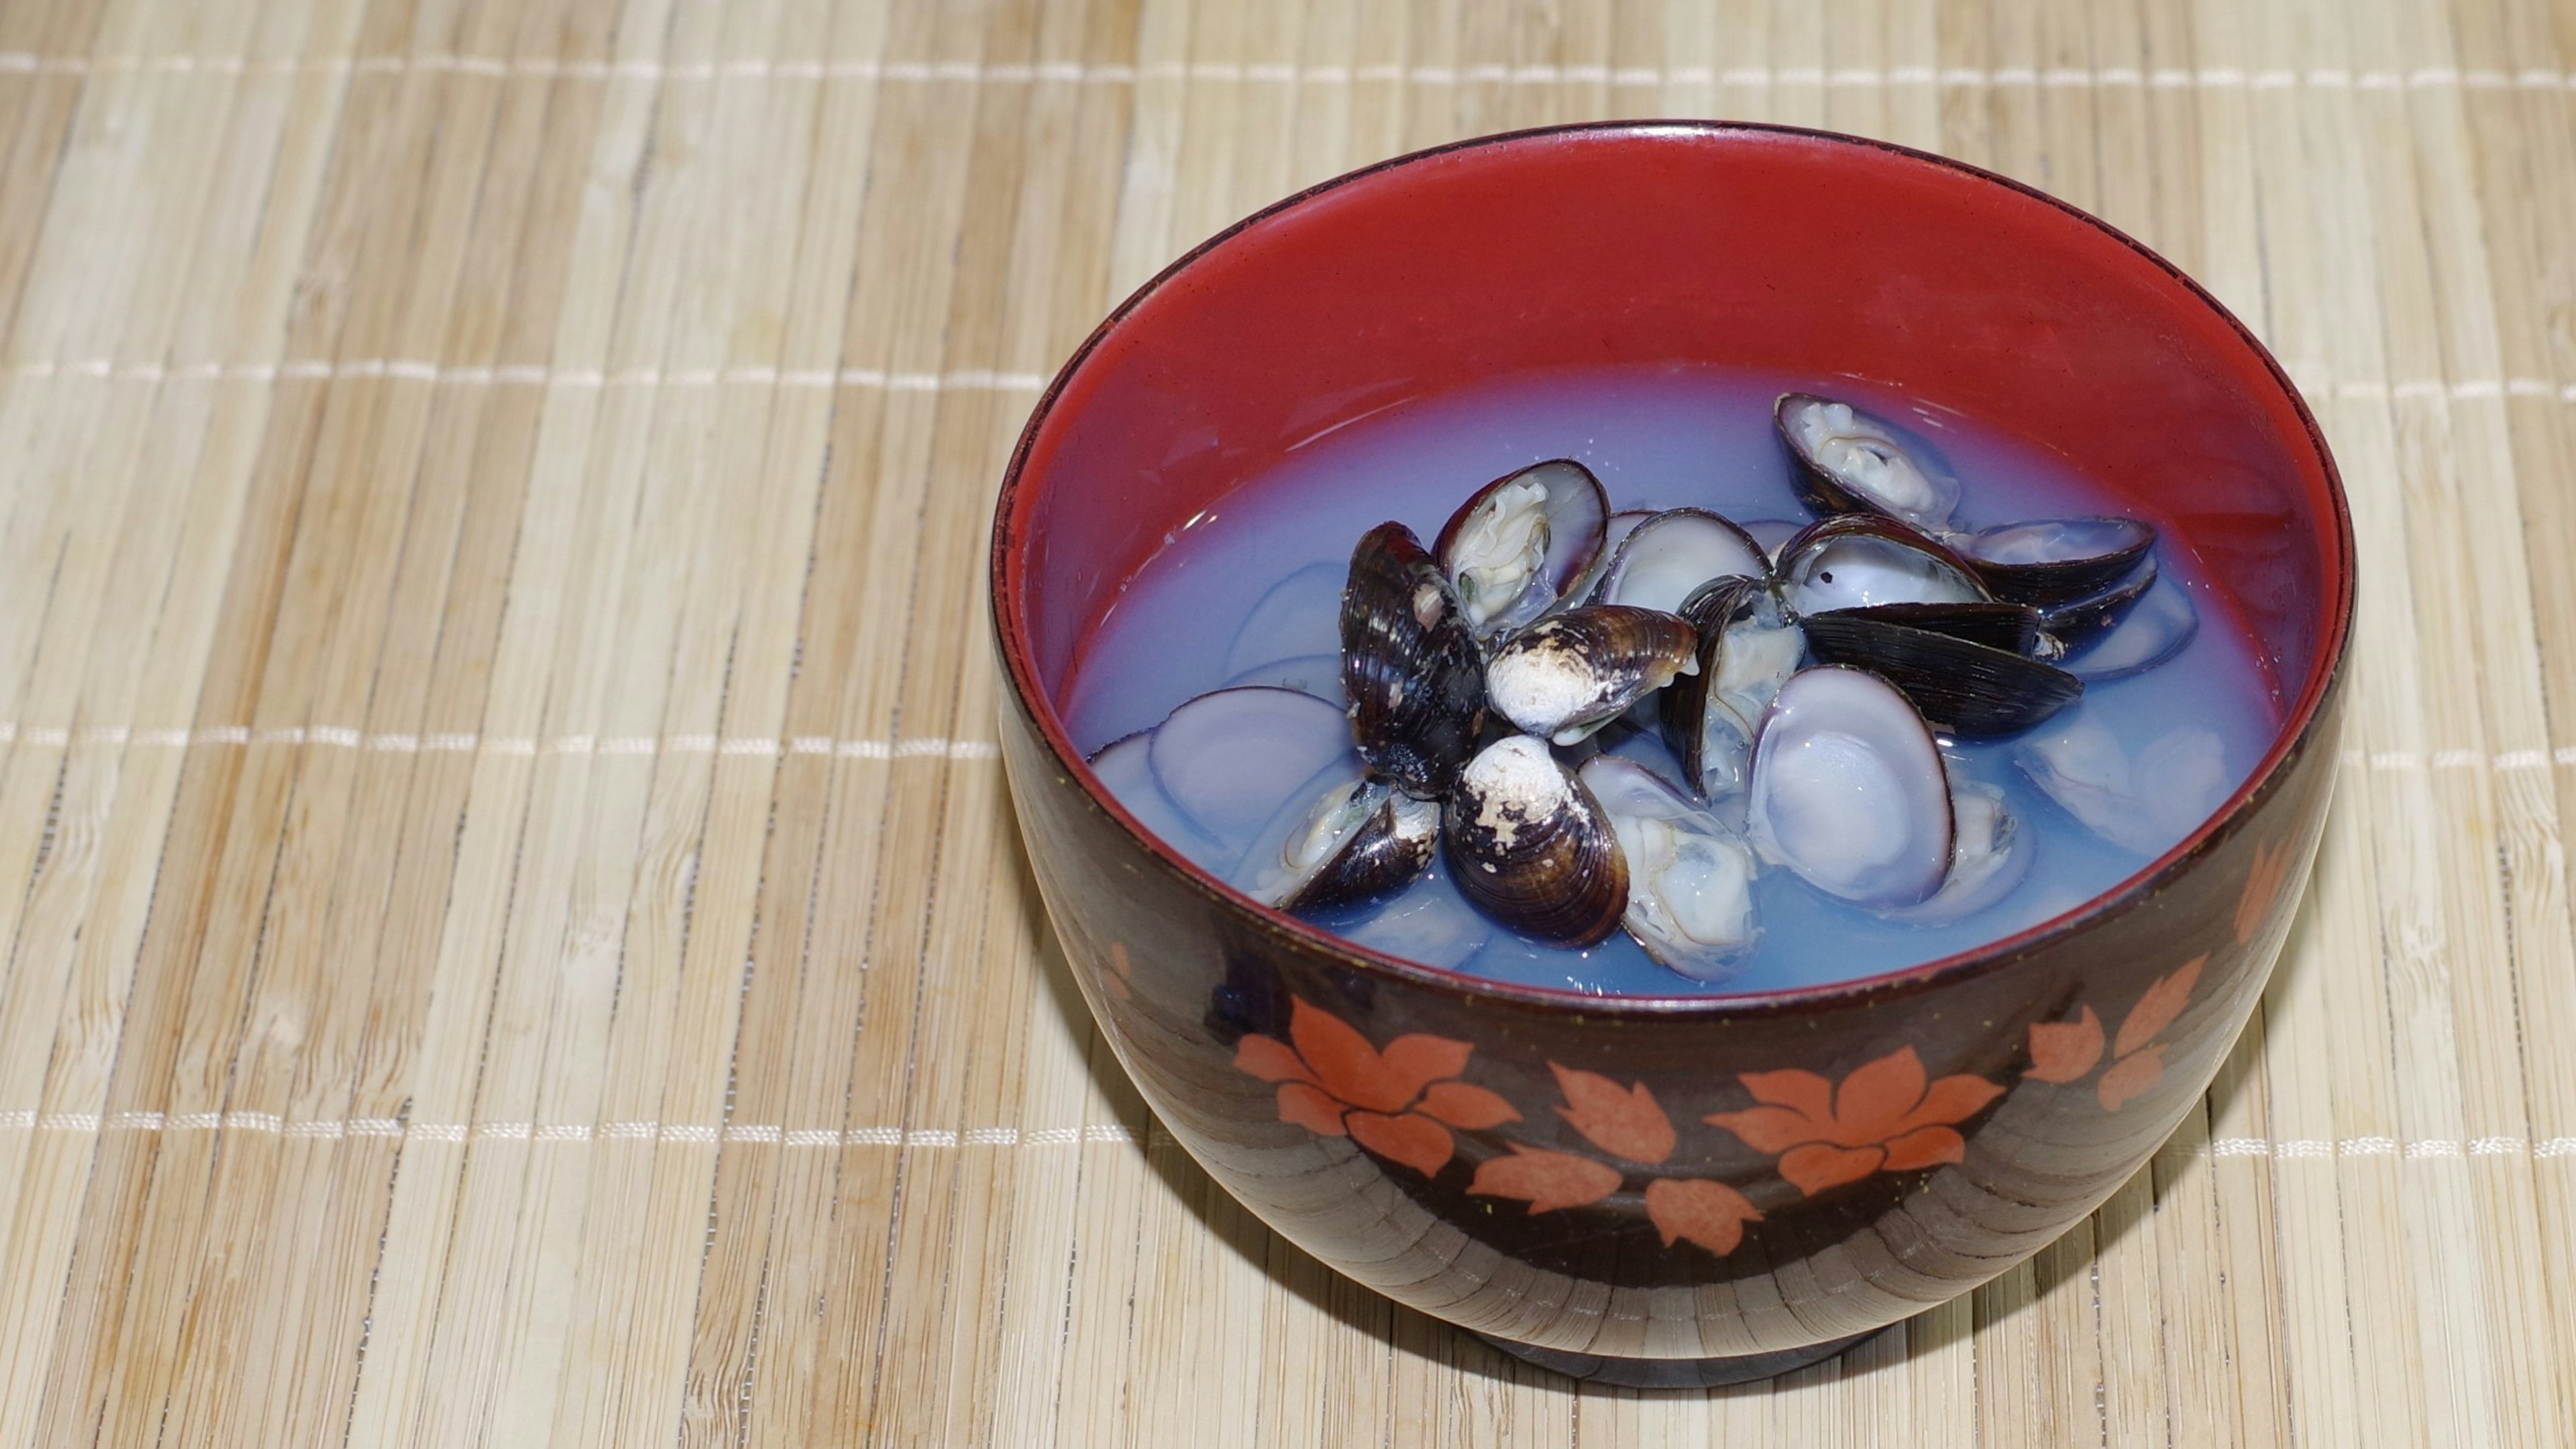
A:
0 0 2569 1444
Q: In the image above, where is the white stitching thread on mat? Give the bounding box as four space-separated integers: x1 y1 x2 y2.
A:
0 360 1049 390
0 724 1001 759
5 53 2576 91
13 727 2576 769
14 360 2576 404
0 1112 2566 1159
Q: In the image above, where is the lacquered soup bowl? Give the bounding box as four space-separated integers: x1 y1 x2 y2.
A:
988 121 2352 1386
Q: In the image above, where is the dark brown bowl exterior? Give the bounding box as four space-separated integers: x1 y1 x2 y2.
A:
1000 680 2340 1360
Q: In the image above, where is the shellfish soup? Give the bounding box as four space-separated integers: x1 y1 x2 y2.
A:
1062 365 2284 996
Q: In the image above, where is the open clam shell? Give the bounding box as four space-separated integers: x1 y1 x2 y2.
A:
2035 555 2157 646
1578 755 1760 978
1433 459 1611 639
1955 515 2157 608
1147 686 1356 853
1747 665 1954 908
1775 513 1990 616
1443 735 1629 947
1340 521 1489 797
1776 392 1961 533
1484 604 1699 746
1236 762 1440 913
2062 571 2198 681
1882 775 2031 925
1800 610 2082 736
1587 508 1771 614
1660 577 1805 804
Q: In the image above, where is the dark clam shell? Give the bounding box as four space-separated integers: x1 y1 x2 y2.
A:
1237 769 1440 914
1801 610 2083 737
1662 577 1805 802
2036 555 2157 646
1434 459 1611 640
1340 522 1488 798
1774 513 1990 617
1443 735 1628 947
1774 392 1961 532
2063 571 2198 681
1483 604 1699 745
1815 600 2049 658
1955 515 2157 607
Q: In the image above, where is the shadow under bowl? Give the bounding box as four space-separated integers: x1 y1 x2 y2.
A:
988 121 2353 1381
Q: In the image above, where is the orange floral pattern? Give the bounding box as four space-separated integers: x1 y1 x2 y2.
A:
2024 956 2204 1111
1467 1062 1762 1256
1234 996 1519 1177
1705 1046 2004 1195
2235 835 2296 946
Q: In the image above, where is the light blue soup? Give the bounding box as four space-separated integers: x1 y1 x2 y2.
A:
1063 365 2283 996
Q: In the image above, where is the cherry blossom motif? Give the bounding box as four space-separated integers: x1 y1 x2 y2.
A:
2235 835 2297 946
1705 1046 2005 1195
1643 1178 1762 1255
2023 955 2205 1112
1548 1063 1676 1164
1468 1146 1623 1212
1466 1063 1763 1256
1234 996 1520 1177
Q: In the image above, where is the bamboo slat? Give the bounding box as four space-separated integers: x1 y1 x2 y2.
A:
0 0 2569 1444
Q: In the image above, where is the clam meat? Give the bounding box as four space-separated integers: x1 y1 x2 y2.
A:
1776 392 1961 532
1484 604 1700 745
1660 577 1805 804
1882 775 2030 925
1444 734 1629 947
1578 755 1760 977
2017 708 2229 856
1746 665 1955 908
1434 460 1611 639
1340 521 1488 797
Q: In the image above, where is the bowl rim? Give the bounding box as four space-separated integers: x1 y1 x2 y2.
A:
988 118 2356 1018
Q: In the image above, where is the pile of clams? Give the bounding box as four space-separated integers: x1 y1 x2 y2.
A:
1093 393 2199 982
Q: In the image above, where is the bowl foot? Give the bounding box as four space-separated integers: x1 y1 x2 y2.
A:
1477 1328 1882 1389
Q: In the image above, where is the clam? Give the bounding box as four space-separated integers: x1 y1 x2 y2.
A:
1566 508 1660 604
1746 666 1954 908
1776 393 1960 533
1226 559 1346 679
1340 522 1488 797
2017 708 2229 856
1236 762 1440 913
1434 460 1611 639
1816 600 2051 658
1882 776 2030 924
1799 610 2082 736
1341 874 1491 969
1775 514 1990 616
1148 686 1356 855
1955 516 2157 608
1444 735 1629 947
1484 604 1699 746
1222 652 1346 706
1578 755 1760 977
1087 729 1224 860
2062 572 2198 681
1587 508 1770 614
2036 555 2157 645
1659 577 1805 804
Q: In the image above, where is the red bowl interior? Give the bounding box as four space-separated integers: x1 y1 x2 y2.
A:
991 121 2353 1002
